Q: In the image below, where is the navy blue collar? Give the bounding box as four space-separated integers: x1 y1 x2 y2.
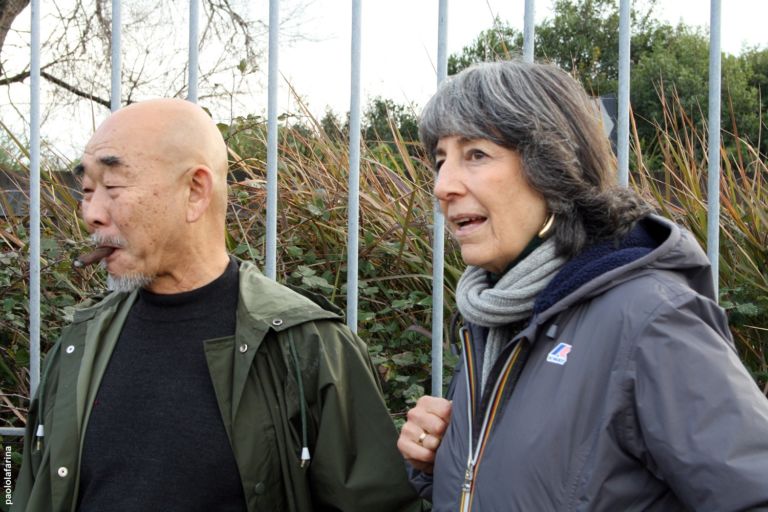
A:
533 219 659 316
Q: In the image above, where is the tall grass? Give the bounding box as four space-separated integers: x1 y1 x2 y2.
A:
633 91 768 393
1 92 766 435
0 142 105 429
0 104 466 429
222 103 464 417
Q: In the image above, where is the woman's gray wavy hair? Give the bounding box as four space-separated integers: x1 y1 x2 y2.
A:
419 59 653 259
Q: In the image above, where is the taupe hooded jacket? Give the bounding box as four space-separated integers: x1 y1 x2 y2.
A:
412 215 768 511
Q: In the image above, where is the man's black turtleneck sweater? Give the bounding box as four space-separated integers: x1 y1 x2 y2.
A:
78 258 247 512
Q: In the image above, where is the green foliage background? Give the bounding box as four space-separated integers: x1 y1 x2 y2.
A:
0 0 766 452
450 0 768 156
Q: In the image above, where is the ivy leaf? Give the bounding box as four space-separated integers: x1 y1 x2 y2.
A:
391 351 416 366
735 303 760 317
301 275 333 293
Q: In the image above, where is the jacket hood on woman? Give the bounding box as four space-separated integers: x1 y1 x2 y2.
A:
412 214 768 511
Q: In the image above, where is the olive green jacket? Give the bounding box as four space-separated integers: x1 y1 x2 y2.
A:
13 261 421 512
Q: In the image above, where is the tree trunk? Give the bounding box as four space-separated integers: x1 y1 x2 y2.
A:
0 0 30 72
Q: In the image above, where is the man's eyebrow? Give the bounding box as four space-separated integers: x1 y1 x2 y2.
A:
100 155 125 167
71 155 125 176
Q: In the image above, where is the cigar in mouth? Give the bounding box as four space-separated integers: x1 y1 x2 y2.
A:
73 246 116 268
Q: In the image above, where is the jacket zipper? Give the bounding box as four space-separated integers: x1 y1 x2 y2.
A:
458 326 525 512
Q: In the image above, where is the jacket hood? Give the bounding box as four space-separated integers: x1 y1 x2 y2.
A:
236 260 342 332
70 260 344 329
71 290 133 323
532 214 715 327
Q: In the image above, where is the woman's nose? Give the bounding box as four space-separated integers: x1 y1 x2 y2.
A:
433 159 464 201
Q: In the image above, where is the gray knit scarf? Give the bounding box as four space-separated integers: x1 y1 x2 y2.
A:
456 238 566 392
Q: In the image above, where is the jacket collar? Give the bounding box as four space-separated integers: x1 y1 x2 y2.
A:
523 215 708 343
222 260 343 417
235 260 341 345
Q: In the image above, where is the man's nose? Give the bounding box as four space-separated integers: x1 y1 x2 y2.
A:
81 189 109 229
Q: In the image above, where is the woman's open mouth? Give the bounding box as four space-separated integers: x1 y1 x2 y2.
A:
452 215 487 236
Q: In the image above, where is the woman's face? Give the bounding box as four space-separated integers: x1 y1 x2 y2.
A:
434 136 548 273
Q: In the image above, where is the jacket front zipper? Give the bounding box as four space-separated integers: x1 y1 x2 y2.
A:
458 326 525 512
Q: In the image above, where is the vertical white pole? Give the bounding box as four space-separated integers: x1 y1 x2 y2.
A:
617 0 631 187
110 0 121 111
431 0 448 397
265 0 280 280
707 0 722 296
346 0 362 331
187 0 200 103
523 0 535 62
29 0 42 399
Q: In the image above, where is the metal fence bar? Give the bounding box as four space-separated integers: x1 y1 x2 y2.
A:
265 0 280 280
111 0 121 111
707 0 722 296
346 0 362 331
29 0 42 401
187 0 200 102
617 0 630 187
523 0 535 62
10 0 715 437
431 0 448 397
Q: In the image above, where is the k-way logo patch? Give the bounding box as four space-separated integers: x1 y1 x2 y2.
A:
546 342 572 365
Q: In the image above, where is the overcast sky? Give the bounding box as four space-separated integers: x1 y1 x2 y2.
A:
3 0 767 156
271 0 768 118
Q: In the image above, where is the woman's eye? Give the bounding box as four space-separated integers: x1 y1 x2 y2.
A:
434 160 445 173
468 149 487 160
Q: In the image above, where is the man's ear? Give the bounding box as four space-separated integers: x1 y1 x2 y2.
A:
186 166 213 223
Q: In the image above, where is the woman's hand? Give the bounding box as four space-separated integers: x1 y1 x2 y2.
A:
397 395 452 474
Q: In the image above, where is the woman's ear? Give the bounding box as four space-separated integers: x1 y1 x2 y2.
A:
186 166 213 223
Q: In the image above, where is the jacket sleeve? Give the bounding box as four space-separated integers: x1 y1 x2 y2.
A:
11 338 62 512
405 356 465 502
308 322 423 512
406 465 434 501
631 290 768 511
11 393 41 512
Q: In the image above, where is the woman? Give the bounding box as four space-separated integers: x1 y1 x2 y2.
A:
397 60 768 511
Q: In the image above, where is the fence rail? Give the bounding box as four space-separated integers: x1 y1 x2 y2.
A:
5 0 725 436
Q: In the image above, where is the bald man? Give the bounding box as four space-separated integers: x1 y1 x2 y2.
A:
12 99 422 512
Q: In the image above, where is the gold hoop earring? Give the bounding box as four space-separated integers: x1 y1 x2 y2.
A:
538 213 555 238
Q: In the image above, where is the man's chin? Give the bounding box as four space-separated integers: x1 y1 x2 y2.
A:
107 273 154 293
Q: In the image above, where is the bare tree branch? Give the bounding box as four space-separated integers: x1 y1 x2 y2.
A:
0 0 311 136
0 61 60 86
40 71 110 108
0 67 28 85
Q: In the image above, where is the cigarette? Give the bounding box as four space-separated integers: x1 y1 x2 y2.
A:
74 246 115 268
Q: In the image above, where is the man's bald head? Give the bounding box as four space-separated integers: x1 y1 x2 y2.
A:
88 98 228 180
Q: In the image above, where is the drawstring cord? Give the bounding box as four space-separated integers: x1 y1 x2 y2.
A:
288 331 311 467
34 340 62 451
